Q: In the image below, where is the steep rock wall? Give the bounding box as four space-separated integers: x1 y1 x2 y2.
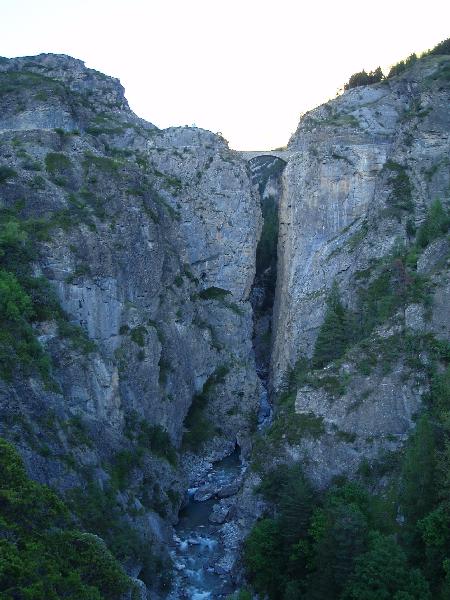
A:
0 53 261 586
270 54 450 485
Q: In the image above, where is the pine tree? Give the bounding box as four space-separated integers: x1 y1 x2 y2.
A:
416 199 449 248
312 281 350 368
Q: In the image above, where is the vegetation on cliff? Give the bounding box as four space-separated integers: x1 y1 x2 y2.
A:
0 438 132 599
344 37 450 89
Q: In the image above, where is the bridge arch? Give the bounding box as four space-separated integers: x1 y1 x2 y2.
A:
238 149 294 162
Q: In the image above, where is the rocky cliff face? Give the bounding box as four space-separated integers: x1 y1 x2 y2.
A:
1 48 450 596
269 53 450 486
0 53 261 591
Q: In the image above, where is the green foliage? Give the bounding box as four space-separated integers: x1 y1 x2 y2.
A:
198 286 231 301
45 152 71 174
347 221 369 251
255 194 279 309
416 199 450 248
0 165 18 184
137 421 177 466
245 467 398 599
130 325 147 347
356 252 428 338
182 366 229 451
123 411 177 467
246 330 450 598
344 67 384 90
0 210 95 381
312 281 351 368
341 533 431 600
399 416 437 531
244 518 284 597
426 38 450 57
197 286 244 315
384 161 414 215
384 37 449 80
0 268 51 380
58 319 97 354
0 438 131 599
66 482 171 591
83 152 120 174
387 53 418 78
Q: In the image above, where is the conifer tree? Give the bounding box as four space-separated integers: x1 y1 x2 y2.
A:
312 281 350 368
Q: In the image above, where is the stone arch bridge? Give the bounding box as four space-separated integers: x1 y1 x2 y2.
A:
238 150 294 162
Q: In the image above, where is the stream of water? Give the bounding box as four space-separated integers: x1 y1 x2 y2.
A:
169 451 244 599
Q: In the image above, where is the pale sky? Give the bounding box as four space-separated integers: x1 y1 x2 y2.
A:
1 0 449 149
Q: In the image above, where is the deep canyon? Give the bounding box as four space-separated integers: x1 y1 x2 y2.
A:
0 44 449 599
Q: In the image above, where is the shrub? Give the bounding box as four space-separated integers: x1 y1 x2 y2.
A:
198 286 231 301
0 212 96 381
130 325 147 347
45 152 71 173
0 165 17 183
83 152 120 173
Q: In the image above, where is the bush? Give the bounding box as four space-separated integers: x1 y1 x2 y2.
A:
83 152 120 173
0 165 17 184
45 152 71 174
130 325 147 347
0 212 95 381
198 286 231 301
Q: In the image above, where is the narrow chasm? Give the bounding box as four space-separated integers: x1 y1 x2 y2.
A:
168 155 286 599
249 155 286 427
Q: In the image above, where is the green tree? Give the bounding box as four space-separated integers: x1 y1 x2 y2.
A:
307 503 369 599
341 533 431 600
416 199 449 249
400 416 436 525
344 67 383 90
312 282 351 368
244 518 284 598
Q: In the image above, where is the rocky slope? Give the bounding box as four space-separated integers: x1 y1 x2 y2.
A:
269 53 450 486
0 53 261 594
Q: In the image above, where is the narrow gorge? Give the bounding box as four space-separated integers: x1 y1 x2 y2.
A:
1 40 450 600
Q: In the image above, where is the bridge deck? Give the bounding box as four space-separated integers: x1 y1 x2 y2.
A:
238 150 294 162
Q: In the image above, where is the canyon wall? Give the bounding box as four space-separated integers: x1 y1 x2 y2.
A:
0 54 261 591
270 53 450 485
